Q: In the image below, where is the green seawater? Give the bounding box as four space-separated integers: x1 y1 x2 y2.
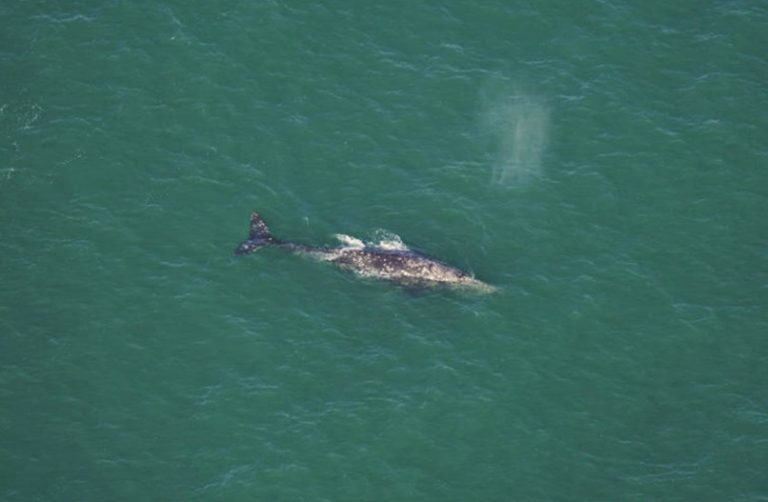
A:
2 1 767 500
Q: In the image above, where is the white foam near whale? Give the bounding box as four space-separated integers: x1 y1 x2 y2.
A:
334 234 365 249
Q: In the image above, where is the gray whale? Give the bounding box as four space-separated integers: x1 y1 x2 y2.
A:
235 213 496 293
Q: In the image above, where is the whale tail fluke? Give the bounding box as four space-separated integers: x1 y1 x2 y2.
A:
235 212 277 255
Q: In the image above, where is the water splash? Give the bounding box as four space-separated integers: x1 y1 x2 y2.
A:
333 234 365 249
482 93 550 185
333 231 409 251
369 230 409 251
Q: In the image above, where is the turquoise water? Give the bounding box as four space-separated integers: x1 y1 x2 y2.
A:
2 1 767 500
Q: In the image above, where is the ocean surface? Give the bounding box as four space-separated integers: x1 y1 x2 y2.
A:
2 1 767 500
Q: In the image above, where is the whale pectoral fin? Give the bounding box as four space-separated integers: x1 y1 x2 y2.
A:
249 212 272 240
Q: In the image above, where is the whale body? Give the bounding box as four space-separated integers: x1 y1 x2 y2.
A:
235 213 496 293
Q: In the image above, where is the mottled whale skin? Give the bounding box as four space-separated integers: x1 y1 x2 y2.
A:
235 213 496 293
